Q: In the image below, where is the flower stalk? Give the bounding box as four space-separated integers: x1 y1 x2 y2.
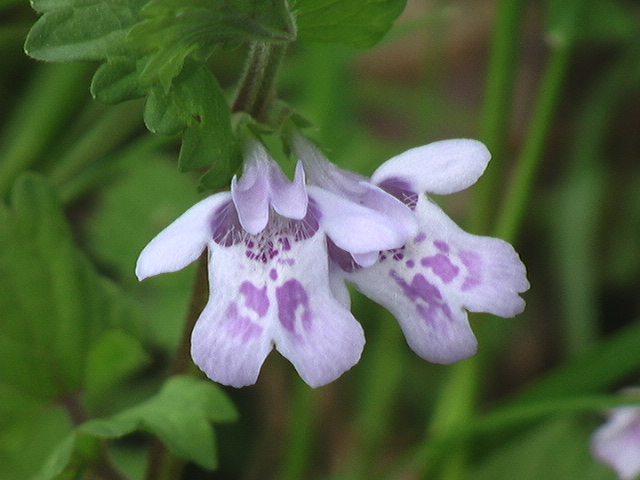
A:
231 42 288 123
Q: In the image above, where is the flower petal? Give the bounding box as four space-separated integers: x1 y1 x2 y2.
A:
269 161 308 220
291 132 416 236
371 139 491 195
342 196 528 363
231 156 270 235
135 193 230 280
592 407 640 480
308 185 408 254
191 219 364 388
191 248 274 387
269 231 365 387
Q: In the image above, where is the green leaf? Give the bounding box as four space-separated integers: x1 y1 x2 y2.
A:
171 61 238 174
84 330 150 406
294 0 407 48
143 61 239 176
91 58 148 104
474 416 616 480
80 376 237 469
127 0 293 90
25 0 147 61
144 87 185 136
0 404 74 480
0 174 143 400
514 318 640 404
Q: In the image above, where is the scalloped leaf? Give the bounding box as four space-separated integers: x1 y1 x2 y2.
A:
294 0 407 48
33 376 237 479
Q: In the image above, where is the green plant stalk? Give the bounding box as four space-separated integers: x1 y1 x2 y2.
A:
553 45 640 357
495 33 577 244
348 309 406 480
418 0 526 477
280 381 316 480
231 42 288 123
470 0 526 235
422 2 584 479
0 62 92 197
412 392 640 474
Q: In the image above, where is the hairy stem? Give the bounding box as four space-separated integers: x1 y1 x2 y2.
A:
231 42 288 123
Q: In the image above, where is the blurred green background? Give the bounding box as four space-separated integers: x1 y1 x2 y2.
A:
1 1 639 479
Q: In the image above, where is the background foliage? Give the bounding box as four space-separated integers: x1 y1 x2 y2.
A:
0 0 639 479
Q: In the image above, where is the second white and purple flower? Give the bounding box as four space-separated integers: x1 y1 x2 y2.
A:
136 134 529 387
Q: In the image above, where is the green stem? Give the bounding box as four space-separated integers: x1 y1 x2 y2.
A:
280 381 316 480
421 2 584 479
411 392 640 474
0 62 91 197
351 312 405 479
554 45 640 357
470 0 526 234
419 2 526 478
495 13 581 243
231 42 288 123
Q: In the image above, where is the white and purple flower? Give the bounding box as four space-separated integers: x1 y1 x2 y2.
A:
292 134 529 365
136 139 415 387
592 404 640 479
137 133 529 388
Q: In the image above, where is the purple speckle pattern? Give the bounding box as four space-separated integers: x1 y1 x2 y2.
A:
276 279 312 338
239 281 269 317
376 233 485 326
434 240 449 252
389 270 453 328
212 195 322 344
459 250 482 291
224 303 263 342
420 254 459 283
414 232 427 243
212 198 319 264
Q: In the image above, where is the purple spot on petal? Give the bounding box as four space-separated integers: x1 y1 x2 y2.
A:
421 254 459 283
269 268 278 280
211 201 244 246
294 200 320 241
224 303 263 342
279 237 291 251
327 237 361 272
239 281 269 317
276 279 312 336
414 232 427 244
406 260 415 268
278 258 295 266
389 270 454 328
378 177 419 210
459 250 482 291
434 240 449 252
